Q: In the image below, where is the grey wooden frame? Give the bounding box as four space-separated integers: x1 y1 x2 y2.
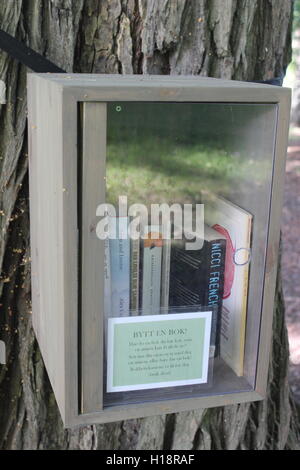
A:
27 74 291 428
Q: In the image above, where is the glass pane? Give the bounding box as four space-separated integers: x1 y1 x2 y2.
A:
102 102 277 407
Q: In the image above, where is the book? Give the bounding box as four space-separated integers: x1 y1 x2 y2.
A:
203 194 252 376
130 229 140 316
109 216 130 317
160 222 171 309
104 237 111 319
140 226 163 315
0 340 5 365
169 224 226 355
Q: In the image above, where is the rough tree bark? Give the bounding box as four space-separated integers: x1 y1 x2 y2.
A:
0 0 299 450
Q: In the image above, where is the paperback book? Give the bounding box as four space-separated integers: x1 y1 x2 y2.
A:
160 222 171 309
129 221 140 316
203 194 253 376
139 225 163 315
169 224 227 355
109 216 130 317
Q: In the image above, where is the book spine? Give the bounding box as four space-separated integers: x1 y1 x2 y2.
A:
141 226 163 315
130 235 140 315
204 239 226 356
104 237 111 319
0 341 5 365
109 217 130 317
160 237 171 310
168 234 226 357
236 219 252 374
169 241 204 307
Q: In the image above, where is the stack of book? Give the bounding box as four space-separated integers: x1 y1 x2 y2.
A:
104 196 252 375
105 218 227 330
105 221 172 318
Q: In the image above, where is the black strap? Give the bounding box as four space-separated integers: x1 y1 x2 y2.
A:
252 75 284 87
0 29 66 73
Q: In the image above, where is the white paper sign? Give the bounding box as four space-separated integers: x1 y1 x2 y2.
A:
107 311 212 393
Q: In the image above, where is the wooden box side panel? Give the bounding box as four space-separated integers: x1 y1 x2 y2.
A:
28 75 66 419
255 94 291 395
80 102 106 414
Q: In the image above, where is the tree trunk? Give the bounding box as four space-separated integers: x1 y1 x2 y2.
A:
0 0 299 450
291 27 300 125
